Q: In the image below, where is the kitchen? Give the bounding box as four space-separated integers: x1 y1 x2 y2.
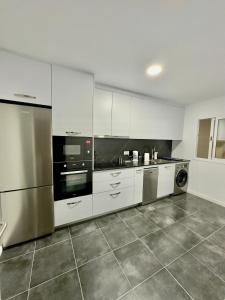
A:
1 1 225 300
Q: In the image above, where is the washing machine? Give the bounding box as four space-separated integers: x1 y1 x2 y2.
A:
174 162 189 195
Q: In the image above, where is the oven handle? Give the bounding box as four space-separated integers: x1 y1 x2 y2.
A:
60 170 88 175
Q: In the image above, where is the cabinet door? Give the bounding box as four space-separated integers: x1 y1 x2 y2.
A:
0 50 51 106
52 65 93 136
112 93 131 137
157 164 175 198
133 168 144 204
130 96 184 140
94 88 112 136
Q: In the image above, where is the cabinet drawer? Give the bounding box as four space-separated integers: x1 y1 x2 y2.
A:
54 195 92 226
94 168 134 182
93 177 133 194
93 187 134 216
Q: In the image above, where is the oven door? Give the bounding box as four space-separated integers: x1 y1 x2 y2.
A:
53 162 92 201
53 136 92 162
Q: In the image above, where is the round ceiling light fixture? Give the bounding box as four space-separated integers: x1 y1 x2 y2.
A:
146 64 163 77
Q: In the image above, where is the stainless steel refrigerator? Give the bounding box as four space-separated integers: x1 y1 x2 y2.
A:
0 101 54 247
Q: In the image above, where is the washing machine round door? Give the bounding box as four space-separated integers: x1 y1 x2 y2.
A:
176 169 188 187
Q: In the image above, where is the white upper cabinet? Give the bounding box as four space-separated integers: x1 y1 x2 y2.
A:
0 50 51 106
112 93 131 137
130 97 184 140
94 88 112 136
93 89 131 137
52 65 94 137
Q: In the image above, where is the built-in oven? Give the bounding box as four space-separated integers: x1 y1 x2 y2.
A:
53 136 93 201
53 136 92 162
53 161 92 201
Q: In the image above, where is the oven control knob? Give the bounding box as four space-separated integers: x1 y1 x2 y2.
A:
82 163 85 166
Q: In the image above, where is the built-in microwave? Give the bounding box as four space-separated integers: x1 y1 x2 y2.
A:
53 136 92 162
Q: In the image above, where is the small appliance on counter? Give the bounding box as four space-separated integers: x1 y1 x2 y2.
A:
53 136 93 201
144 152 150 163
129 150 139 162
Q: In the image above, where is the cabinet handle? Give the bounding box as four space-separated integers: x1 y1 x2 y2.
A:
110 182 121 188
110 172 121 177
65 131 82 136
67 200 82 205
110 192 121 198
14 93 36 99
136 169 143 174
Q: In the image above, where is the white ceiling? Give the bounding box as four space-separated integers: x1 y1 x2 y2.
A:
0 0 225 104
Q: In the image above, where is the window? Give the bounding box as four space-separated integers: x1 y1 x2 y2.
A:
214 118 225 159
196 117 225 160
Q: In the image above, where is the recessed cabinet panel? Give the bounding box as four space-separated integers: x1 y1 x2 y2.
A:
157 164 175 198
130 97 184 140
112 93 131 137
133 168 144 204
0 50 51 106
52 65 93 136
94 88 112 136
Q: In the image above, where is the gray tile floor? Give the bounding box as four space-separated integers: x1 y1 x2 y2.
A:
2 193 225 299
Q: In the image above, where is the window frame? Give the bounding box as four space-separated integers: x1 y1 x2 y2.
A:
212 117 225 162
195 117 225 162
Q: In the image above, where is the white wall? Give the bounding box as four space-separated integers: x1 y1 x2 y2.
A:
172 96 225 206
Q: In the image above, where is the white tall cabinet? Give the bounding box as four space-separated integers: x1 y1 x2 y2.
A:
0 50 51 106
52 65 94 136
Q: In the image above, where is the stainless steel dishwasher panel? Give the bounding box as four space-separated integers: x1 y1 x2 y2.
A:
143 167 158 205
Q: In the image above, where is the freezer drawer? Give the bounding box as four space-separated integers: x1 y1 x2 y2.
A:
1 186 54 247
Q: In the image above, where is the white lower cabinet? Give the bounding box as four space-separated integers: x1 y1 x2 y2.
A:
157 164 175 198
93 168 142 216
54 195 93 226
93 187 134 215
134 168 144 204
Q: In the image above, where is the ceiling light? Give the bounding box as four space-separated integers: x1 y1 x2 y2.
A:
146 64 163 77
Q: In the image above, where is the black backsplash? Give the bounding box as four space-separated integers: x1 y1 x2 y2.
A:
94 138 172 164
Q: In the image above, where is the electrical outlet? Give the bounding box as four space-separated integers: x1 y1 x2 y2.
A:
124 151 129 155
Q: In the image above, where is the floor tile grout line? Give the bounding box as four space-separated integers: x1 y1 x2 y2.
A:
0 249 35 265
165 268 195 300
99 225 134 292
115 266 165 300
6 290 29 300
27 241 36 300
0 233 72 265
34 237 71 252
27 267 77 292
69 230 85 300
188 250 225 285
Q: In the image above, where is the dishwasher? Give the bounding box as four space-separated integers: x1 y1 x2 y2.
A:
143 167 159 205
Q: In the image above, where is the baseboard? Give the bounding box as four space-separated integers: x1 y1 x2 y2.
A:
188 189 225 208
